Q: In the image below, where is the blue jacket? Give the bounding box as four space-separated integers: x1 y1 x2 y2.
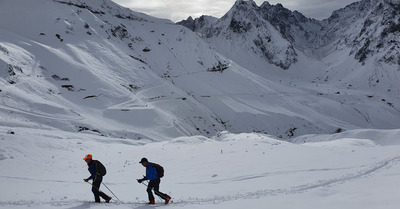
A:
87 161 98 180
145 163 159 180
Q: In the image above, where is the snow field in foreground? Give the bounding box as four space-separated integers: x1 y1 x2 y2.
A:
0 129 400 209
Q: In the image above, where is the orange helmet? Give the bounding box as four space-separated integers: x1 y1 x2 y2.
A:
83 154 92 160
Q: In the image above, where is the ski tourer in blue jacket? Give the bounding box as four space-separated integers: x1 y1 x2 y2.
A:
137 158 171 204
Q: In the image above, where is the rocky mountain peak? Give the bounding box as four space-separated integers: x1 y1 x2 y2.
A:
320 0 400 65
350 0 400 64
234 0 257 7
178 0 400 68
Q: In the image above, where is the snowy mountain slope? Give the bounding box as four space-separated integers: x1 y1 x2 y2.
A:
0 0 230 140
177 0 400 136
180 0 400 90
1 0 400 141
312 0 400 98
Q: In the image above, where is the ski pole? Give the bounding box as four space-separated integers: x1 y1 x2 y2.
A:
102 182 122 203
141 182 148 187
86 181 102 192
85 181 122 203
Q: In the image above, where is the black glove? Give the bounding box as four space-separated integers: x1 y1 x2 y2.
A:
137 176 146 183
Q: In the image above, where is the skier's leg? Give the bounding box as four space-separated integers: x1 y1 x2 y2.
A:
153 179 169 200
92 178 101 202
153 179 171 204
94 176 110 201
147 181 155 202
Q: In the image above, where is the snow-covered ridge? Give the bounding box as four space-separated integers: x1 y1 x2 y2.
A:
1 0 400 141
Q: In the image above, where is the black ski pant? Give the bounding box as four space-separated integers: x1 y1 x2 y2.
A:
92 175 110 202
147 179 169 201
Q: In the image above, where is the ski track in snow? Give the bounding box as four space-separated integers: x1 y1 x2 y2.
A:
1 155 399 208
0 176 84 184
0 105 83 121
171 155 400 205
179 166 360 185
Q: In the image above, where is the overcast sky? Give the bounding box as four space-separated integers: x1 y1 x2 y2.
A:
112 0 359 22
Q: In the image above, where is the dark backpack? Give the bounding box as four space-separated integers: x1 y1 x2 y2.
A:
93 160 107 176
152 163 164 178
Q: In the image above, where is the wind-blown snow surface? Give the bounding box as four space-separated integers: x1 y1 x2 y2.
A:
1 129 400 209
